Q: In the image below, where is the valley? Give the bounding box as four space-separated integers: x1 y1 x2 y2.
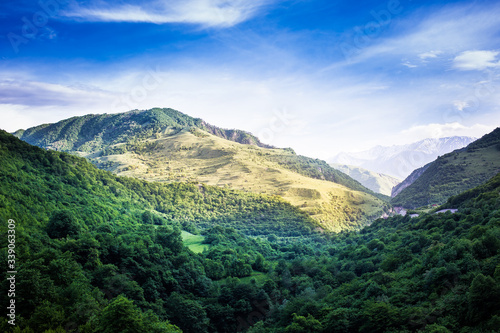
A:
1 129 499 332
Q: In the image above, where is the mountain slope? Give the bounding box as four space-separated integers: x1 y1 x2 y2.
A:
15 108 388 231
331 163 401 196
391 128 500 208
331 136 476 179
391 162 431 197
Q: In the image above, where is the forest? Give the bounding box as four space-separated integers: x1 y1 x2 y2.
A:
1 130 500 332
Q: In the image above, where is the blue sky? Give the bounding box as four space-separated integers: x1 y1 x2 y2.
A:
1 0 499 158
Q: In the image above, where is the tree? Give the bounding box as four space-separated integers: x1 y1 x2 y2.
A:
165 293 209 333
156 226 183 255
285 313 323 333
97 296 143 333
46 210 80 238
468 274 500 322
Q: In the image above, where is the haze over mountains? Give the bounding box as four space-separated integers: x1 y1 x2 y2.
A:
330 164 401 196
15 108 388 232
331 136 477 179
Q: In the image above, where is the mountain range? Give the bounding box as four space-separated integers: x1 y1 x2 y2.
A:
331 136 477 179
330 164 401 196
14 108 388 232
391 128 500 208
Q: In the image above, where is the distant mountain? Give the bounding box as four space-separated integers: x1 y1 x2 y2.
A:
15 108 388 231
331 136 476 179
330 163 401 196
391 128 500 208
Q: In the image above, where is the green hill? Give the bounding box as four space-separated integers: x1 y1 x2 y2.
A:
330 163 401 196
1 130 499 332
15 108 388 231
391 128 500 208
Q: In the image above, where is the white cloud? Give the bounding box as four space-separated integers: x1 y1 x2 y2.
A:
63 0 273 27
453 100 469 111
453 50 500 71
418 50 442 60
402 61 417 68
399 122 494 142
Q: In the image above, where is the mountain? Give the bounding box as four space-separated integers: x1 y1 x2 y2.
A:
331 136 476 179
2 129 500 332
330 163 401 196
391 162 431 197
391 128 500 208
15 108 388 232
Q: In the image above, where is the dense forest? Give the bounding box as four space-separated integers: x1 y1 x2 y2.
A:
1 130 500 332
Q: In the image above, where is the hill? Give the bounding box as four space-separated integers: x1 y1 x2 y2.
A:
391 128 500 208
331 136 476 179
331 163 401 196
1 130 499 332
15 108 388 231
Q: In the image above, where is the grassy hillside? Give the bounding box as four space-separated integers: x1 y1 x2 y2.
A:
331 163 401 196
16 108 388 231
392 128 500 208
1 130 499 332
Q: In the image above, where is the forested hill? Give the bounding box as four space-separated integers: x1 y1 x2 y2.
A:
1 130 500 332
391 127 500 208
14 108 388 231
14 108 273 150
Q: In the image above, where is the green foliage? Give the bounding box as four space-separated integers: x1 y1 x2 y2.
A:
1 131 499 333
96 295 180 333
46 210 81 238
285 313 323 333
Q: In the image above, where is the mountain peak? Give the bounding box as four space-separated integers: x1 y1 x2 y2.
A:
16 108 274 152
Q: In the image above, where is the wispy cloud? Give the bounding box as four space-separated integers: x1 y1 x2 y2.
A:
402 61 417 68
453 50 500 71
0 79 113 107
63 0 273 27
336 4 500 66
399 122 494 142
418 50 442 60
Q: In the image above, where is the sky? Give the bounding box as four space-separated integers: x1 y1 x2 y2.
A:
1 0 500 159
